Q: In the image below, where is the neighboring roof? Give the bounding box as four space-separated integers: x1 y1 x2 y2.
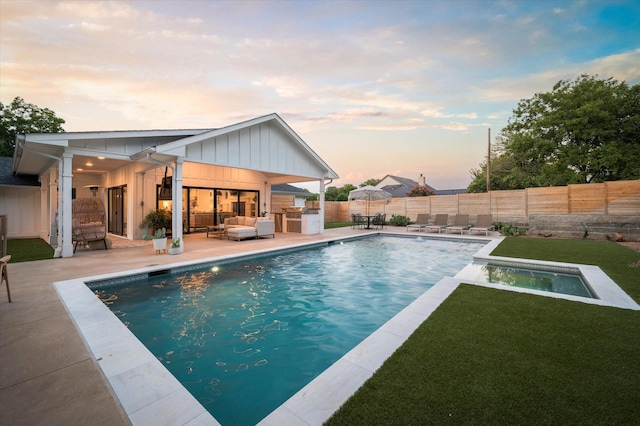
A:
0 157 39 187
379 184 408 198
434 188 468 196
385 175 419 189
271 183 310 195
377 174 437 197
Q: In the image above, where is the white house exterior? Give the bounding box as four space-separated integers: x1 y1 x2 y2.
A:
7 113 338 257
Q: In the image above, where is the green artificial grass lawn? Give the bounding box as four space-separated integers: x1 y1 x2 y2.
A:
326 237 640 425
6 238 55 262
324 222 353 229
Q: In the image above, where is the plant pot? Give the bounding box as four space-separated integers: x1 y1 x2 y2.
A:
168 246 182 255
152 237 167 254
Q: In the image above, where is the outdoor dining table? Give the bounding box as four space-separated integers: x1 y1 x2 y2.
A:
362 215 376 229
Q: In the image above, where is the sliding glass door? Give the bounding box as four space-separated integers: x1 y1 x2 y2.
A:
157 185 259 233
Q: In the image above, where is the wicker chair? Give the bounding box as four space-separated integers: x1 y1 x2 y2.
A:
72 198 108 252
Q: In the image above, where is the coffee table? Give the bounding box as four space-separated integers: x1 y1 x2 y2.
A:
206 225 226 239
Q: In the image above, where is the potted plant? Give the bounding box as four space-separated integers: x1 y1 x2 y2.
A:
141 208 172 233
142 227 168 253
141 208 171 254
168 237 182 255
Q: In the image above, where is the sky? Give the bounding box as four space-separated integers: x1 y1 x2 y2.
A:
1 1 639 192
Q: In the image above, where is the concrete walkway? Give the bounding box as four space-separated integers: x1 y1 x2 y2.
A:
0 228 366 425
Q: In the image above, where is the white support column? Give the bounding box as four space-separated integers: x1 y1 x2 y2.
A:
60 152 74 257
46 169 57 245
172 158 183 250
319 178 326 233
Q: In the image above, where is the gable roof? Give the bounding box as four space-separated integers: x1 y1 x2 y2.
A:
156 113 338 181
12 113 338 183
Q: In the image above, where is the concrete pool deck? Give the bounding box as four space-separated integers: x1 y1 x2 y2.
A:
3 228 634 425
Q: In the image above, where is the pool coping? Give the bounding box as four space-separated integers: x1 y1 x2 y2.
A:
53 233 639 426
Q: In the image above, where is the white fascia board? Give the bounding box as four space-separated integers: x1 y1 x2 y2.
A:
25 129 212 142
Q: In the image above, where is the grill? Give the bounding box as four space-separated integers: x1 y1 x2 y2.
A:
282 206 307 219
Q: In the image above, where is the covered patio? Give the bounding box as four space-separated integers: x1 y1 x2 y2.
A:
10 113 338 257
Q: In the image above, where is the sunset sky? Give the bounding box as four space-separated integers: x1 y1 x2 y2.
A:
1 0 639 191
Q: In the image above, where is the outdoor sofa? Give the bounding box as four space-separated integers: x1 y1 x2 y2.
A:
224 216 275 241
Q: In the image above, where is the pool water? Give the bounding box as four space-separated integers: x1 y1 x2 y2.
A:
466 261 595 298
93 236 482 425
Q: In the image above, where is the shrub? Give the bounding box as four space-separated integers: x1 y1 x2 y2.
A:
495 221 528 236
389 215 411 226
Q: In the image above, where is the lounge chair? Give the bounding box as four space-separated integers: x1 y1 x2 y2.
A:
446 214 471 234
1 255 11 302
468 214 494 235
424 214 449 233
406 214 430 232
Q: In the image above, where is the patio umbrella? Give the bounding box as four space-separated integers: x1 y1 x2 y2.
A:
348 185 392 215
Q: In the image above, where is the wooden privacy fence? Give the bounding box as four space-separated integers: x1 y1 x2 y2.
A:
316 180 640 240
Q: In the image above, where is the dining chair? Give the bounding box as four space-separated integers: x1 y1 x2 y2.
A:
1 255 11 302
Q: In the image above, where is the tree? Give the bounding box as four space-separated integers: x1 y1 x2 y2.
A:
360 178 381 187
324 184 357 201
467 75 640 191
0 97 66 157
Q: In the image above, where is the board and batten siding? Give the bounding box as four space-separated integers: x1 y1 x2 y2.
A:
0 187 42 238
185 122 326 177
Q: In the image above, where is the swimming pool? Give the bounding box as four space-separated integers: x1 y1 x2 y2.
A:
89 236 482 425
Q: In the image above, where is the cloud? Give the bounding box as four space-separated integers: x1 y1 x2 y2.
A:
1 0 637 187
475 48 640 104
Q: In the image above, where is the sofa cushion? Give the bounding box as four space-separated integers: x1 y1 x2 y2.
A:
228 217 238 225
245 216 257 226
237 216 246 225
